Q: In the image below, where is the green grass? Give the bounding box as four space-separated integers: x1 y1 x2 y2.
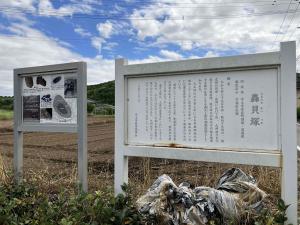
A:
0 109 13 120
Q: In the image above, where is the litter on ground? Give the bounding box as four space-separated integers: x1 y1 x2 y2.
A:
136 168 267 225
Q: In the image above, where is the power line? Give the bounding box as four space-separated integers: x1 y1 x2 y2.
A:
286 20 300 40
0 35 89 41
0 0 298 19
46 0 295 5
75 0 296 5
0 2 297 14
0 1 293 11
0 0 296 19
1 8 300 20
271 0 293 49
281 2 300 41
0 1 297 13
0 34 279 46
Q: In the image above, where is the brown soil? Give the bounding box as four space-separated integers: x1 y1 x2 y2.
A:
0 116 282 199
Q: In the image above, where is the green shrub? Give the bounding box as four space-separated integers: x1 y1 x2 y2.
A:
0 180 293 225
0 182 141 225
0 96 13 111
252 198 292 225
87 103 95 114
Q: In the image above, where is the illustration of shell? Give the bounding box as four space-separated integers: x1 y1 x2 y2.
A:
53 95 72 118
41 94 52 103
53 76 61 84
25 76 33 88
37 76 47 86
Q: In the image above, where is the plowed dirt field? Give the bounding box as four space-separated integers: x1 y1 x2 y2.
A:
0 116 282 199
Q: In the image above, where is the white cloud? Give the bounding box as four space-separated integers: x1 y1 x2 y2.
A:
160 49 183 60
0 23 115 95
91 37 105 54
3 0 300 97
38 0 94 17
102 42 118 51
91 21 114 54
129 55 166 64
0 0 36 11
0 0 36 22
74 26 91 37
92 21 130 53
96 21 114 39
203 51 219 58
0 18 193 96
130 0 300 54
0 0 99 20
70 0 101 4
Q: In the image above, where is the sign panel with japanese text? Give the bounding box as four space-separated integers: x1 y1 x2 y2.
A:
115 42 297 224
127 69 278 150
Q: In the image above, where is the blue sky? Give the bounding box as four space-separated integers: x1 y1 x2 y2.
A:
0 0 299 95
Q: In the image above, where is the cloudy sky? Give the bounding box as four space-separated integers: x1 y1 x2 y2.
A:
0 0 299 95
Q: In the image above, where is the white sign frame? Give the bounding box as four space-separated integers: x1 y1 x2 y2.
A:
115 42 297 224
14 62 88 192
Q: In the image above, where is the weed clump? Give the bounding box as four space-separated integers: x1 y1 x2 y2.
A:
0 179 293 225
0 182 141 225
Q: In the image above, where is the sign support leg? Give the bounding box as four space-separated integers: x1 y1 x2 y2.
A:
13 130 23 184
78 131 87 192
78 63 88 193
114 154 128 194
280 41 298 224
114 58 129 195
13 69 24 184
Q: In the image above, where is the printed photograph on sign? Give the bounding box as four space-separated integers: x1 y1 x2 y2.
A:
40 108 52 121
23 95 40 122
64 75 77 98
127 69 278 151
22 73 77 124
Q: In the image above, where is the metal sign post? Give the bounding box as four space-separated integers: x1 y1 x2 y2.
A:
115 42 297 224
14 62 88 192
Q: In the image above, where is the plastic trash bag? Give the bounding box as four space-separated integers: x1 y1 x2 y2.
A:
136 168 267 225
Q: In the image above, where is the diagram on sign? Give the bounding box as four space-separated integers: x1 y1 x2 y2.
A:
22 73 77 124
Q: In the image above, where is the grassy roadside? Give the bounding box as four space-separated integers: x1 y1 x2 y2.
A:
0 109 13 120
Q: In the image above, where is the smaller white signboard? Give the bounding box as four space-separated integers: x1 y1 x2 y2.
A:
14 62 88 192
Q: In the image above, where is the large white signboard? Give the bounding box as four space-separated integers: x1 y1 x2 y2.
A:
115 42 297 224
22 73 77 124
127 69 278 150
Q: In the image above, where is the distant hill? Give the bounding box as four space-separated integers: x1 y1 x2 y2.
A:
87 80 115 105
0 81 115 110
